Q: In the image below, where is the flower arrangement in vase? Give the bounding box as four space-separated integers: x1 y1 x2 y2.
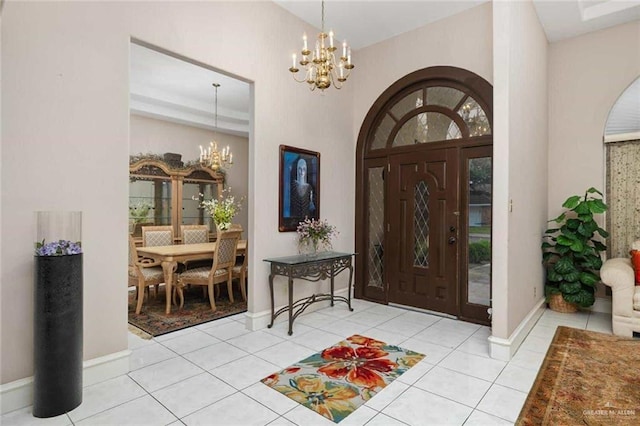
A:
296 218 338 255
197 187 243 230
35 239 82 256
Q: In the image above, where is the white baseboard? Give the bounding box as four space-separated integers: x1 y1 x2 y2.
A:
489 297 546 361
245 287 350 331
0 349 131 415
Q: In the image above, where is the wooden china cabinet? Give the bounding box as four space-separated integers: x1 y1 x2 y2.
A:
129 157 224 243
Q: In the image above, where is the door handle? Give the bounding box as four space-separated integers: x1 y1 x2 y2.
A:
448 237 457 245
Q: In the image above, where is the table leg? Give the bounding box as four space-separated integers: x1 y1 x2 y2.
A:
288 275 294 336
347 264 354 311
330 263 335 307
161 260 177 314
267 273 275 328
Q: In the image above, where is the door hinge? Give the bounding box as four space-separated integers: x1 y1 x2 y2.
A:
387 163 390 172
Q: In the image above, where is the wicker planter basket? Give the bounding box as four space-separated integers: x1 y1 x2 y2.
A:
548 293 578 313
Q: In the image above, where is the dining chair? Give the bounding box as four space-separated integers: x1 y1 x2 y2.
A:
181 225 209 244
128 235 164 314
175 229 241 311
231 239 248 302
180 224 212 271
141 225 174 247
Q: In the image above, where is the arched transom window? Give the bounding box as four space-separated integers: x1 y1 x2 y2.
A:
369 85 491 152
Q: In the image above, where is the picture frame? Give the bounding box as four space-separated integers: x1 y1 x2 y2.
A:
279 145 320 232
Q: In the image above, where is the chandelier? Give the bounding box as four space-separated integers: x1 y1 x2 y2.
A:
199 83 232 171
288 0 354 91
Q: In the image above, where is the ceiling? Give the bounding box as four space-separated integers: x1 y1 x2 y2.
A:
129 43 251 137
130 1 640 138
276 0 640 48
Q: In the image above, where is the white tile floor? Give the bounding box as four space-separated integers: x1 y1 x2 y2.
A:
2 302 613 426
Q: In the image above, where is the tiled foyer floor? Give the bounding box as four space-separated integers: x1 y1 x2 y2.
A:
3 301 612 426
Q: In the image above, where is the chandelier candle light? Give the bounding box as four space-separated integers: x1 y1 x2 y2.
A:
199 83 233 170
289 0 354 91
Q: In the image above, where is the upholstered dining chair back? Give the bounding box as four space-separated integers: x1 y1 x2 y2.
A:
215 229 241 268
142 225 174 247
181 225 209 244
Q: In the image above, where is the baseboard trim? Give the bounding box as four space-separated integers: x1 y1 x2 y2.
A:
0 349 131 415
245 287 349 331
489 297 546 361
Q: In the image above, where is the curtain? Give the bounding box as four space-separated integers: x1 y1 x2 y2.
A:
606 140 640 258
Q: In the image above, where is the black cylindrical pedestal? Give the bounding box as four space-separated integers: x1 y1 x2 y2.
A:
33 254 83 418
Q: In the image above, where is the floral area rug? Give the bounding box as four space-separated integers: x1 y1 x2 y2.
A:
261 334 425 423
517 326 640 425
128 284 246 337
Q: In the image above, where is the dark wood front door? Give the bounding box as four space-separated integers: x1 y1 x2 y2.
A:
387 149 459 315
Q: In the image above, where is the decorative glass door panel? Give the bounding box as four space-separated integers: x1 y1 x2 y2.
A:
460 146 492 323
363 159 387 302
414 181 429 268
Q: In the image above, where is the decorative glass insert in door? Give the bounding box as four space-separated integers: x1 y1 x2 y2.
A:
467 157 491 305
367 167 385 289
414 181 429 267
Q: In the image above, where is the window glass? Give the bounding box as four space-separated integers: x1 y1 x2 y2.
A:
393 112 462 146
426 86 465 109
371 114 395 150
458 97 491 136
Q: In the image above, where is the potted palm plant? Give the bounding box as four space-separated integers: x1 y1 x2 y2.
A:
542 188 608 312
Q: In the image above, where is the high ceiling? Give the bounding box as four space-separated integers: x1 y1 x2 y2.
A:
130 1 640 138
276 0 640 47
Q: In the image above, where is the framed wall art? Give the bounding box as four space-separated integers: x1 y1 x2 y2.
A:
279 145 320 232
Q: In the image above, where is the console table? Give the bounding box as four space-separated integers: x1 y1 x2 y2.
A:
264 251 355 335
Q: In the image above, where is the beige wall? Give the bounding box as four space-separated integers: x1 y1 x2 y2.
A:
130 115 249 234
548 20 640 229
353 3 493 128
1 1 354 384
492 0 549 339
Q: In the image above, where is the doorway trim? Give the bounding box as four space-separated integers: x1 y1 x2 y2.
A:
354 66 493 323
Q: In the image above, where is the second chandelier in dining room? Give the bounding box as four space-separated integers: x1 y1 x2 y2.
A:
199 83 232 171
288 0 354 91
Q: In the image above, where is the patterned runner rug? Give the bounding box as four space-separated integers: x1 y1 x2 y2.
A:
517 326 640 425
128 285 246 337
261 334 426 423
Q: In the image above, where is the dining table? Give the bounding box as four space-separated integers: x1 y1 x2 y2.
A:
137 240 247 314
